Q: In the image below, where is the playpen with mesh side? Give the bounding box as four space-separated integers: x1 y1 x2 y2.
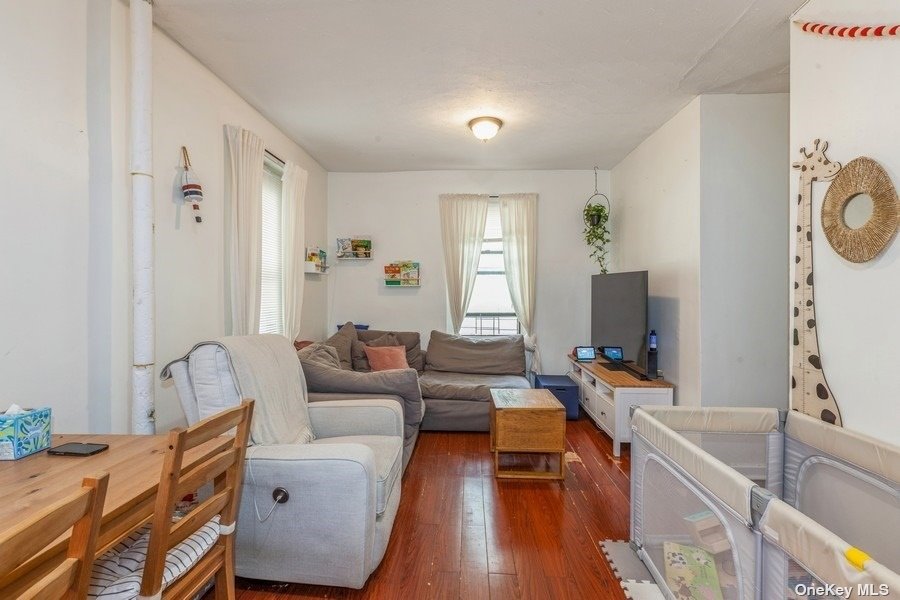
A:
630 406 899 600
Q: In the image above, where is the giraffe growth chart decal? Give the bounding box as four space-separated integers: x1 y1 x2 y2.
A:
792 140 842 425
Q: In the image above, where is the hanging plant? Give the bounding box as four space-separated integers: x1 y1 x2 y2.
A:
583 203 611 273
582 167 611 273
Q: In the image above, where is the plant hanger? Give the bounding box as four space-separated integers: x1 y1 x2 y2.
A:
583 166 610 226
582 166 611 273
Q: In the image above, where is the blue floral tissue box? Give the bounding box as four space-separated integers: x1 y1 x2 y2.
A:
0 407 52 460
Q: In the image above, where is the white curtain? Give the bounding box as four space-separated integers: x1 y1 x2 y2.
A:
225 125 265 335
500 193 541 373
439 194 489 333
281 162 309 342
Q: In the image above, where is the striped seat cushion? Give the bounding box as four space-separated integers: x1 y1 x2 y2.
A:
88 516 220 599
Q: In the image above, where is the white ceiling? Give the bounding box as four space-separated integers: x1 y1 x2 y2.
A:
154 0 803 172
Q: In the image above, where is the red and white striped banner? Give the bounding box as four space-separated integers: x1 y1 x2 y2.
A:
795 21 900 38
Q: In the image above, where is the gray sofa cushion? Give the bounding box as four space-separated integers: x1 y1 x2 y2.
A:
325 322 357 370
297 342 342 369
351 333 402 371
425 331 526 376
298 353 424 441
311 434 401 516
354 329 424 372
420 399 491 432
418 370 531 402
180 343 240 424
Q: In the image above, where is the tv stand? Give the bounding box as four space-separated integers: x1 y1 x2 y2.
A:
567 355 674 456
604 360 648 379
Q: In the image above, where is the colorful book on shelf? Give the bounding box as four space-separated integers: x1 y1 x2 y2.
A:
384 264 401 285
336 237 372 258
336 238 352 258
353 239 372 258
399 261 419 285
384 261 420 286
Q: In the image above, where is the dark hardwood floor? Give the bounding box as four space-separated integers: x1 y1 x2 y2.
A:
231 416 631 599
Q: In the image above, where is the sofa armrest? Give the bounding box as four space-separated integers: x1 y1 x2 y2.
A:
301 363 424 429
308 399 404 439
308 391 404 404
246 442 377 478
238 443 379 587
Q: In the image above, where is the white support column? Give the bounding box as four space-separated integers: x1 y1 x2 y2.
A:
130 0 155 434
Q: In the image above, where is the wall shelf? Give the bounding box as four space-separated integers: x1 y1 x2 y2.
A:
336 237 372 260
305 248 329 274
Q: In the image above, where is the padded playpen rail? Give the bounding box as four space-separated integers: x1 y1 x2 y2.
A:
632 407 772 523
631 408 766 599
756 490 900 599
630 406 900 600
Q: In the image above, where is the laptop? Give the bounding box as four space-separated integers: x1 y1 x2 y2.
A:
599 346 628 371
574 346 596 362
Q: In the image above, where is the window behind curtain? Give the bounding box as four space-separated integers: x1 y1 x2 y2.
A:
460 201 520 336
259 154 284 334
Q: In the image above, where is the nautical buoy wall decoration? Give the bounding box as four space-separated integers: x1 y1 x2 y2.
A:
181 146 204 223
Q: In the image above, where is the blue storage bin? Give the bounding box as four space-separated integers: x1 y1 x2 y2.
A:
534 375 579 420
336 323 370 331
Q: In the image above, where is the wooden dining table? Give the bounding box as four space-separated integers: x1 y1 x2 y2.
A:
0 433 230 587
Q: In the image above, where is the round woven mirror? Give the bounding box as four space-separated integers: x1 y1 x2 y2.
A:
822 157 898 263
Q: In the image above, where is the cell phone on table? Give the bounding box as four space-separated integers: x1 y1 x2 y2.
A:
47 442 109 457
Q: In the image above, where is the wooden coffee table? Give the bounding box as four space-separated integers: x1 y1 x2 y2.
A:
489 388 566 480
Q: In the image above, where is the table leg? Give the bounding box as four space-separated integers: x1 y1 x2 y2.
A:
489 403 495 452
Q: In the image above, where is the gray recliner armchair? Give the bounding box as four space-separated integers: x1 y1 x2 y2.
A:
161 334 402 589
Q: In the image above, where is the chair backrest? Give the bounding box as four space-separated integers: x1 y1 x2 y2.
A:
0 472 109 599
139 399 254 598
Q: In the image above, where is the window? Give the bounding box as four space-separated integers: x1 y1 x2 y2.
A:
259 153 284 334
459 202 520 336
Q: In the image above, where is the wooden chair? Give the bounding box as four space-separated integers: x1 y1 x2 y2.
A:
88 400 254 600
0 472 109 599
145 400 253 599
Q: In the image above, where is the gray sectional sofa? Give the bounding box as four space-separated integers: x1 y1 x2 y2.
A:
417 330 531 430
300 324 531 460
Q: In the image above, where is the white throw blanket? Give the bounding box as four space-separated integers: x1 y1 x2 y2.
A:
214 334 314 445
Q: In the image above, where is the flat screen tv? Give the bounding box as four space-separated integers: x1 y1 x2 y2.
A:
591 271 648 364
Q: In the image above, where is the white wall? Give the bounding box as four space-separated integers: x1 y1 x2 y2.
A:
611 98 703 405
699 94 790 409
327 170 608 376
0 1 92 430
146 18 329 431
791 0 900 444
0 0 329 434
610 94 790 408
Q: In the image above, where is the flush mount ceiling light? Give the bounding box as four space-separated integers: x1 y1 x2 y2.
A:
468 116 503 141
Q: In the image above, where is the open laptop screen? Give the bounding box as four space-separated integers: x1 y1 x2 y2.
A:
575 346 596 361
601 347 623 361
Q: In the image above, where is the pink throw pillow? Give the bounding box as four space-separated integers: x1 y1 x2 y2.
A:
363 345 409 371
